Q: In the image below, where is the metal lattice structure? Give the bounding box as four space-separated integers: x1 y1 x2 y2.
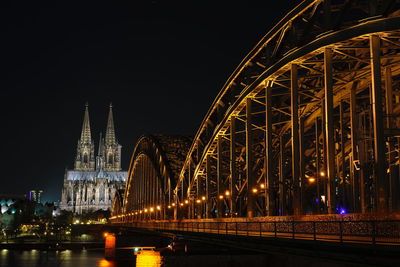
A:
121 135 192 220
112 0 400 223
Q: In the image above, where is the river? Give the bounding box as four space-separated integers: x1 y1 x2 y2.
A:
0 248 274 267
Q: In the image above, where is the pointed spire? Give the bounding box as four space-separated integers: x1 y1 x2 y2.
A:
80 102 92 144
105 103 116 145
98 132 103 157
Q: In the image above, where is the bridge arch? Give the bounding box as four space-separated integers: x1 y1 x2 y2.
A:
111 1 400 223
121 135 192 220
173 0 400 219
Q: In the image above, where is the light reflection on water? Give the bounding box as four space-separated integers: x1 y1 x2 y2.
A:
0 249 107 267
0 248 272 267
136 250 161 267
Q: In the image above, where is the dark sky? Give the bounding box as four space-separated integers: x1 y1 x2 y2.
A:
1 1 299 202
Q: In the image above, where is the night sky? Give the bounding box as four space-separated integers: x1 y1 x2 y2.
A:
2 2 299 202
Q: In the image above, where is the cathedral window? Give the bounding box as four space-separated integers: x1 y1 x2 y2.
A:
108 153 113 165
99 184 105 203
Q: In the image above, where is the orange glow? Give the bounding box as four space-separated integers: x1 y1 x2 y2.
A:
172 203 176 207
103 232 108 238
136 250 161 267
320 171 325 177
150 207 154 212
144 209 148 213
167 205 171 209
225 190 230 196
308 177 316 183
156 205 161 210
184 200 189 204
180 203 184 206
219 195 224 199
260 184 265 189
201 196 206 201
252 188 258 193
98 259 115 267
196 199 201 203
104 233 116 260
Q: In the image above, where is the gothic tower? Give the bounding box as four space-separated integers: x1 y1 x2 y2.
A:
74 103 95 170
103 103 122 171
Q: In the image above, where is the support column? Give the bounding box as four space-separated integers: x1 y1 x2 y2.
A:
315 117 321 214
350 81 362 213
279 135 286 216
340 101 348 210
265 86 275 216
205 155 211 218
197 173 203 219
217 137 223 218
370 35 388 213
385 67 398 211
230 117 237 216
246 98 256 217
299 117 305 213
291 64 301 216
324 47 336 214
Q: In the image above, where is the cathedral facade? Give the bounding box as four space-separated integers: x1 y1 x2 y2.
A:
60 104 127 214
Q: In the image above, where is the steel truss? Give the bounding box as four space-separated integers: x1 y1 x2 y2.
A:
113 0 400 223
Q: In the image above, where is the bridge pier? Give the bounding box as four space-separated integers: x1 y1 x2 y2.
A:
104 233 116 260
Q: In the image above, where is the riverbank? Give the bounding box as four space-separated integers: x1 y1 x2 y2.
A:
0 241 104 250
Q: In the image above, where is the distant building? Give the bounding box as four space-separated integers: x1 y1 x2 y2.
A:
0 194 26 214
29 190 43 203
60 104 127 214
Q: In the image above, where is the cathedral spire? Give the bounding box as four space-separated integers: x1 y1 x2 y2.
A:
96 132 104 171
80 102 92 144
105 103 116 145
98 132 104 157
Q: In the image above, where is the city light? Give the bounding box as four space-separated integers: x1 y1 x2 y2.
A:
144 208 148 213
252 188 258 193
184 200 189 204
260 184 265 189
308 177 316 183
225 190 230 196
150 207 154 212
219 195 224 199
196 199 201 203
320 171 325 177
180 203 184 206
156 205 161 210
172 203 176 207
103 232 108 238
167 205 171 209
201 196 206 201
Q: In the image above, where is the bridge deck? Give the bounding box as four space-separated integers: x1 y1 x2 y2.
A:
113 218 400 246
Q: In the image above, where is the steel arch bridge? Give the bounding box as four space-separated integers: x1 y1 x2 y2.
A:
112 0 400 226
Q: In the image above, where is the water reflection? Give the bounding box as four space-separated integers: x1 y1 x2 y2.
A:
136 250 161 267
98 258 116 267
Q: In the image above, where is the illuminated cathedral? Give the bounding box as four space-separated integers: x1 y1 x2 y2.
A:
60 103 127 214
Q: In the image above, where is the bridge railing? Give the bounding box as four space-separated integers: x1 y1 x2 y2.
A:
116 219 400 245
